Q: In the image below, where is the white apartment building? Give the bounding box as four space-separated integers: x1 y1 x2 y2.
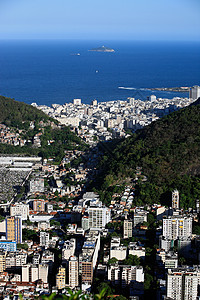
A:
159 236 174 251
111 237 121 248
32 253 40 265
189 85 200 100
22 264 30 282
167 268 200 300
41 250 54 265
0 251 6 273
165 256 178 269
31 264 39 282
110 245 127 260
108 265 144 288
172 189 179 210
88 203 111 230
40 231 49 248
133 210 148 227
38 221 51 231
108 264 120 285
73 98 81 105
128 242 145 260
15 252 27 267
29 178 44 193
62 238 76 263
156 206 167 221
81 216 89 231
121 265 144 288
6 252 27 268
69 256 79 288
10 203 29 220
22 264 37 282
39 263 48 284
123 219 133 239
163 216 192 240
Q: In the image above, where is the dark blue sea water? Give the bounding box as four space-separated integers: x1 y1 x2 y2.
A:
0 40 200 106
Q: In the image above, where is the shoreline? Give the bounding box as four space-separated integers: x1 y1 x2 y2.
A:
149 87 190 92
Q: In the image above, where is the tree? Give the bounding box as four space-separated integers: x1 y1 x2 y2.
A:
108 257 118 265
50 219 61 227
115 296 128 300
0 215 5 222
193 224 200 235
144 272 153 290
17 243 28 250
22 228 38 242
179 256 186 265
123 254 140 266
96 282 113 297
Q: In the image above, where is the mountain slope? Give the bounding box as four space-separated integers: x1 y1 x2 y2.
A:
96 99 200 208
0 95 54 129
0 95 87 160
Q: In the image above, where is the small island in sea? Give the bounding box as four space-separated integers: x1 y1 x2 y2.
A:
89 45 115 52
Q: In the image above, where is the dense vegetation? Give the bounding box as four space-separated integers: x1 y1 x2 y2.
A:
0 96 88 160
94 99 200 208
0 95 55 129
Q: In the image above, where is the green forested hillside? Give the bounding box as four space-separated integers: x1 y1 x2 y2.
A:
0 96 87 160
95 99 200 208
0 95 55 129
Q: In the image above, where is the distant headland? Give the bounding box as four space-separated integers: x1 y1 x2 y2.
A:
89 46 115 52
149 86 190 92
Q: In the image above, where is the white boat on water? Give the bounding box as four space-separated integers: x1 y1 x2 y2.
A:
70 53 81 56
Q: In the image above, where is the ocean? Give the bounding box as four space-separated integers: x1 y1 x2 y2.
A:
0 40 199 106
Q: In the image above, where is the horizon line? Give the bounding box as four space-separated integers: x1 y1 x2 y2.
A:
0 38 200 43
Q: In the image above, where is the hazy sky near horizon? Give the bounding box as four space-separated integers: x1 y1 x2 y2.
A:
0 0 200 41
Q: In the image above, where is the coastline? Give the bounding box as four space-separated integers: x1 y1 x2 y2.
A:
149 87 190 92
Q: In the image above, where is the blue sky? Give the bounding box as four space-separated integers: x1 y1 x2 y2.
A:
0 0 199 41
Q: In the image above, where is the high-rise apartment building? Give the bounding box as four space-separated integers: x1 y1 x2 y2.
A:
133 210 148 227
88 201 111 229
6 252 27 268
79 230 100 287
81 216 89 231
163 216 192 241
62 239 76 263
40 231 49 248
32 253 40 265
73 99 81 105
123 219 133 239
91 99 97 106
22 264 47 283
172 189 179 210
108 265 144 289
31 265 39 282
10 203 29 220
0 251 6 272
81 261 93 285
29 178 44 193
196 199 200 214
69 256 79 288
22 264 30 282
167 268 200 300
22 264 37 282
56 267 66 290
33 199 45 212
189 85 200 100
6 216 22 244
39 264 48 284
